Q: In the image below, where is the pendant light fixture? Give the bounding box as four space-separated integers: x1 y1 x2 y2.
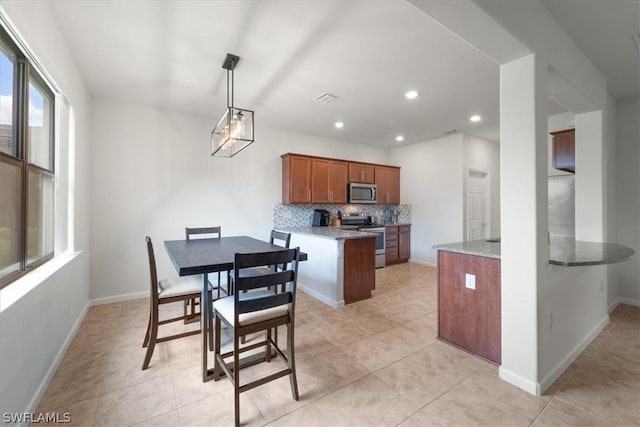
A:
211 53 255 157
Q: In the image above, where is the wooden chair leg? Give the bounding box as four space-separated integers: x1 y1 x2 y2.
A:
266 329 272 362
142 310 151 348
213 315 222 380
209 281 215 352
287 323 299 400
142 306 159 370
234 331 241 427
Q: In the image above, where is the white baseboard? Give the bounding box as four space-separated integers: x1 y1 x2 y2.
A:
24 301 90 422
498 366 540 395
608 297 622 314
297 283 344 308
90 290 149 306
619 297 640 307
607 296 640 314
538 314 609 394
408 258 437 268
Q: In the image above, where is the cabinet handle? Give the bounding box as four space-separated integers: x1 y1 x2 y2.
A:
308 189 311 201
361 170 364 181
330 191 333 202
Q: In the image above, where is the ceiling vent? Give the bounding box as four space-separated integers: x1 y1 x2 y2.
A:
633 34 640 51
315 92 339 104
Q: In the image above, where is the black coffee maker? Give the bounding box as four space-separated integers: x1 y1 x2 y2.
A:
312 209 330 226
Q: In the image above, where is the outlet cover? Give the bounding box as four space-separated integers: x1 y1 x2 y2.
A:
465 273 476 290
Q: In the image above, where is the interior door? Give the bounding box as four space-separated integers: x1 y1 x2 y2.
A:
467 171 487 240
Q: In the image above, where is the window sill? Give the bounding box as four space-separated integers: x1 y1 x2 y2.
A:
0 251 82 313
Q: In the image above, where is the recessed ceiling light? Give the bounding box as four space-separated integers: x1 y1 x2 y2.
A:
395 135 404 142
334 121 344 129
469 115 482 122
404 90 419 100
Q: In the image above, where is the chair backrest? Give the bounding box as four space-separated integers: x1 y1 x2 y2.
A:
270 230 291 271
185 226 221 240
145 236 160 304
270 230 291 248
233 248 299 318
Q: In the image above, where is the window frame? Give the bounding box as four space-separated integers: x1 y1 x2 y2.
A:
0 24 56 289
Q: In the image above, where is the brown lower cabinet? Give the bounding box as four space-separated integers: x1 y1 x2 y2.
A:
386 225 410 264
437 250 501 364
343 237 375 304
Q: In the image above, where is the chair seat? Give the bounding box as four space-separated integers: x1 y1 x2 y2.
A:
159 275 211 298
213 290 290 327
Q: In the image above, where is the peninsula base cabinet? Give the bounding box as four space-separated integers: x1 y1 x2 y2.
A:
437 250 501 364
286 231 376 307
386 225 411 264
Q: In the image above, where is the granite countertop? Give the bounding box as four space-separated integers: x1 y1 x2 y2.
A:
433 239 501 259
275 226 377 240
433 237 635 266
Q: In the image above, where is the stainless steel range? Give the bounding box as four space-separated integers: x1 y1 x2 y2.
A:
340 213 386 268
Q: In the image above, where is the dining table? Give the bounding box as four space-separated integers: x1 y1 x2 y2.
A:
164 235 307 382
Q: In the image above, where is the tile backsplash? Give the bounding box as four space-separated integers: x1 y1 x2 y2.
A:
548 175 575 237
273 204 412 228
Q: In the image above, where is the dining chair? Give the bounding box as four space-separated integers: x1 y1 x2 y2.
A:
185 226 233 350
142 236 212 370
184 227 231 317
212 248 300 427
237 230 291 344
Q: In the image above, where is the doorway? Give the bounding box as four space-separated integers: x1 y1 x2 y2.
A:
466 170 489 241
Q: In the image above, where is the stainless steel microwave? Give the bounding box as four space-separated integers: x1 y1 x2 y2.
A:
349 182 377 204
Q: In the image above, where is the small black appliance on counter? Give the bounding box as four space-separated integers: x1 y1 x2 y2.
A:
312 209 330 226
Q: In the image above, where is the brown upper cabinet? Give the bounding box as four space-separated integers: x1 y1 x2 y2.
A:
310 158 348 204
281 153 400 205
348 163 375 184
375 165 400 204
551 129 575 173
282 154 312 204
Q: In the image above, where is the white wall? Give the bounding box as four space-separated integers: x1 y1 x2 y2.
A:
89 96 389 301
463 134 500 238
0 1 92 418
611 96 640 304
388 133 499 266
389 134 464 266
500 54 548 395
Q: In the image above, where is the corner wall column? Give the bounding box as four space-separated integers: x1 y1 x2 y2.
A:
499 53 548 395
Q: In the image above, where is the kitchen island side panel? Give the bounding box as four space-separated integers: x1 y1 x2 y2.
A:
437 250 501 364
343 237 376 303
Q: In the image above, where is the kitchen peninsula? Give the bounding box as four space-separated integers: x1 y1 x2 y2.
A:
275 227 376 307
433 237 635 364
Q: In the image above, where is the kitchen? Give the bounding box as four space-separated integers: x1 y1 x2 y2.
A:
1 0 638 425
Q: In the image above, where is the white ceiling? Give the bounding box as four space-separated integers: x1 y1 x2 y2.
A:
45 1 638 150
540 0 640 100
49 0 505 147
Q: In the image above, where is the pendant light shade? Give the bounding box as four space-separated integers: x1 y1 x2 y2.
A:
211 54 255 157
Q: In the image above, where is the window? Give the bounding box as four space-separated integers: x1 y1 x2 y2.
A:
0 26 55 288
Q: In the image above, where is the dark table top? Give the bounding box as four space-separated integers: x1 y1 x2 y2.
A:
164 235 307 276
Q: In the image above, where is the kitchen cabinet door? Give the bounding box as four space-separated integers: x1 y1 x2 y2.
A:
375 166 400 204
311 159 331 203
551 129 575 173
398 225 411 260
311 159 347 204
329 161 348 203
348 163 375 184
282 154 311 204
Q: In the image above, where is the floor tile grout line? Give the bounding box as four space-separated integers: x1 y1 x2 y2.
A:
552 394 619 426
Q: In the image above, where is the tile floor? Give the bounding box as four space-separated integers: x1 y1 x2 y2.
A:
35 263 639 426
